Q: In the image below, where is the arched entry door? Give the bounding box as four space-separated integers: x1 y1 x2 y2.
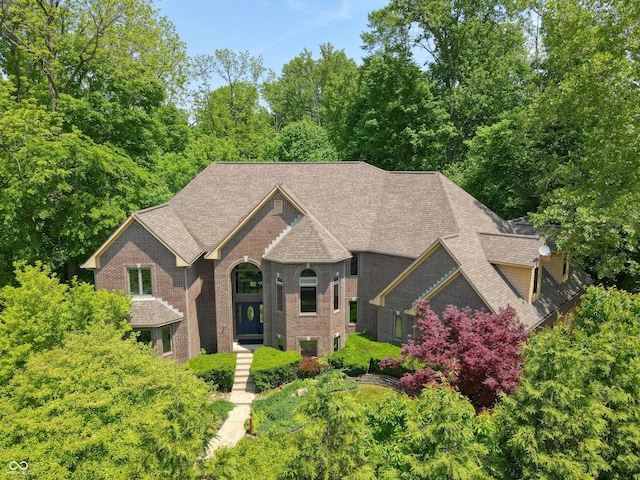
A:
232 263 264 339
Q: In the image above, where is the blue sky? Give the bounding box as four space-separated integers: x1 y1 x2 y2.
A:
154 0 388 77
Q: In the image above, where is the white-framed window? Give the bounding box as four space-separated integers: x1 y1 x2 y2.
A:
128 267 152 296
273 198 284 214
333 273 340 311
276 275 284 312
299 269 317 313
333 335 340 352
393 312 403 341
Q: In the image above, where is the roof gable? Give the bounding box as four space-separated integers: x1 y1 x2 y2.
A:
263 214 351 264
205 185 306 260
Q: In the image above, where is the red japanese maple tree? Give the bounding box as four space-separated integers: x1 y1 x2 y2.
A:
380 300 529 409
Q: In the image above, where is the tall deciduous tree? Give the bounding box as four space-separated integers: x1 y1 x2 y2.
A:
364 0 532 166
0 0 186 112
381 301 528 408
192 49 273 160
0 81 170 281
341 50 450 170
529 0 640 283
263 43 358 138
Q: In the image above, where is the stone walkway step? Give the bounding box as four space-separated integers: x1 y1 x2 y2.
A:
205 349 256 459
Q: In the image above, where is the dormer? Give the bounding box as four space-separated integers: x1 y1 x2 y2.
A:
478 233 547 304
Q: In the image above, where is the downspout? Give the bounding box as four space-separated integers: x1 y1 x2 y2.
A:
184 267 192 358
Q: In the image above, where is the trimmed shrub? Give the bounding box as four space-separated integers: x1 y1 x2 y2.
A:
329 332 406 377
251 347 302 392
184 353 236 391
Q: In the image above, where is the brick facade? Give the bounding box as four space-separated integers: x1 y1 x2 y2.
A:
86 163 589 362
94 221 190 361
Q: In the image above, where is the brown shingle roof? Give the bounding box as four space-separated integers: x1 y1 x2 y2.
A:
134 205 203 264
130 298 183 328
478 232 543 267
263 214 351 263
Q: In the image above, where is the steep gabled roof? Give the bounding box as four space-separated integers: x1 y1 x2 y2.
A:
263 214 351 264
135 204 204 265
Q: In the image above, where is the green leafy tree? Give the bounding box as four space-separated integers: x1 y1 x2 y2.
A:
529 0 640 282
0 0 186 112
367 387 492 479
0 82 170 281
0 323 214 479
271 119 338 162
284 371 375 480
192 49 274 160
0 262 131 384
450 109 547 219
364 0 532 166
495 286 640 479
341 51 450 170
263 43 358 138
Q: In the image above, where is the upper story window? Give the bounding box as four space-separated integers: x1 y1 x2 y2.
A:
129 267 152 296
299 269 317 313
273 199 284 214
333 274 340 311
235 263 262 294
350 253 358 276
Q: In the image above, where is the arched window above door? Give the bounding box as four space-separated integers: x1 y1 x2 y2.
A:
234 263 263 294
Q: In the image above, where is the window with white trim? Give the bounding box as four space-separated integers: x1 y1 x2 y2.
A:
333 274 340 311
129 267 152 296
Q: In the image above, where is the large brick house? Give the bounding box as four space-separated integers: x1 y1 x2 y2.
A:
83 162 590 362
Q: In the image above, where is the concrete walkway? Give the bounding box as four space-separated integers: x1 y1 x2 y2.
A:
205 343 258 458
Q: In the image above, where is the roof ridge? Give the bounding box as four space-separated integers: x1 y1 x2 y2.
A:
478 231 541 240
435 173 462 234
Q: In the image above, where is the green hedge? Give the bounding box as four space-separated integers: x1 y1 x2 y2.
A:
184 353 236 391
251 347 302 392
329 332 406 377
